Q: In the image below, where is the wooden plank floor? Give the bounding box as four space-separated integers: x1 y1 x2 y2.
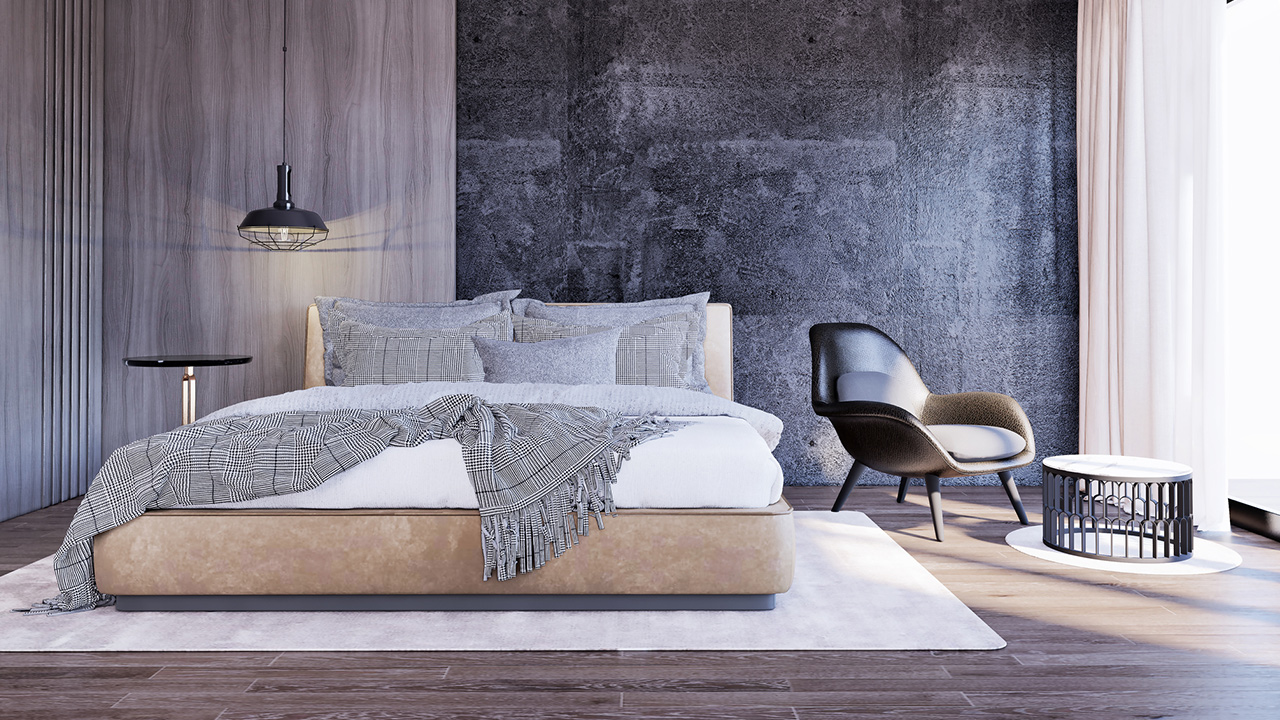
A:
2 485 1279 719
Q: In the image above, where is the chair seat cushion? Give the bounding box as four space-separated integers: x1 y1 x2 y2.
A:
926 424 1026 462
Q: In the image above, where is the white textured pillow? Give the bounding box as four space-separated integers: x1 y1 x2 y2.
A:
514 313 693 388
473 329 624 385
513 292 712 392
835 371 927 413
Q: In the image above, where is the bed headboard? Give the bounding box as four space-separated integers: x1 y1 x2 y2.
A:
304 302 735 401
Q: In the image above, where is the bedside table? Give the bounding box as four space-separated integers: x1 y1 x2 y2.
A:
123 355 252 425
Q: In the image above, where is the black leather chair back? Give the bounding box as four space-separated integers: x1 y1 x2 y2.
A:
809 323 928 409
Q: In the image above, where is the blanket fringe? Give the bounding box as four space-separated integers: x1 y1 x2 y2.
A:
14 594 115 617
480 414 679 581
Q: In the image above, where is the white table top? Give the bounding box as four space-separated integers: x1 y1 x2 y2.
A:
1043 454 1193 481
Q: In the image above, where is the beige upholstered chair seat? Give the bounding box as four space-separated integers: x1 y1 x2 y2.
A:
926 424 1027 463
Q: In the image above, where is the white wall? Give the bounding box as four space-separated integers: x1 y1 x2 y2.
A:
1225 0 1280 480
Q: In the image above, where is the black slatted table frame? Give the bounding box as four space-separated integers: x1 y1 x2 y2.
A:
1041 456 1194 563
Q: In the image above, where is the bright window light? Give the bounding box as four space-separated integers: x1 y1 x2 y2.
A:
1225 0 1280 481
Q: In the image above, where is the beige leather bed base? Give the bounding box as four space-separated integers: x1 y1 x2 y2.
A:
96 301 792 611
94 500 795 611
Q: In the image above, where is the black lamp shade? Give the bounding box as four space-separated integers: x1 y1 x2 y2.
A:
238 164 328 250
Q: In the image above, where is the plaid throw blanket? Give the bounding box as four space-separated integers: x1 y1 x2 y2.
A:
20 394 673 615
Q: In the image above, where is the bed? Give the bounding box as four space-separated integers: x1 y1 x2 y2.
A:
92 302 795 611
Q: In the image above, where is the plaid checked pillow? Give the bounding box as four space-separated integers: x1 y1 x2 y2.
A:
335 312 511 385
513 313 695 389
317 290 521 386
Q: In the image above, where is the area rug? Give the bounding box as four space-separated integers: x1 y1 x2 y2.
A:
0 511 1004 651
1006 525 1243 575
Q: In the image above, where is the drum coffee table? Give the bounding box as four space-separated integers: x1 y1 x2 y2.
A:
1041 454 1194 563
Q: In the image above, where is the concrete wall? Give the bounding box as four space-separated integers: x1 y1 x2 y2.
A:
456 0 1079 486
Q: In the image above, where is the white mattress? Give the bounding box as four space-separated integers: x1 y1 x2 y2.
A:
190 416 784 510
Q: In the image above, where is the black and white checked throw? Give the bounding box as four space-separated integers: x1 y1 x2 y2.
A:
19 394 674 615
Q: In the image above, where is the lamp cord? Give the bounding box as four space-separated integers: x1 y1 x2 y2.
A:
282 0 288 165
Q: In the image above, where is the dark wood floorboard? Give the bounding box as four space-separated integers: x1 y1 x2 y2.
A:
1 486 1278 720
0 500 78 575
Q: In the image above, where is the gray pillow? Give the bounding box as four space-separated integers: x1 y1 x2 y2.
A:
514 314 693 389
335 313 511 386
513 292 712 392
317 290 520 385
473 328 624 385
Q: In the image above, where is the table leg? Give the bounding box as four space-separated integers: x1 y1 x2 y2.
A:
181 366 196 425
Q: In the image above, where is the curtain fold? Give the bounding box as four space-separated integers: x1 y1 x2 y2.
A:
1077 0 1228 531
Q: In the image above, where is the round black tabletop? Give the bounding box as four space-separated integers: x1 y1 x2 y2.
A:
123 355 253 368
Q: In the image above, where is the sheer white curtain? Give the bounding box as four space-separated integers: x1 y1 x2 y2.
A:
1077 0 1228 531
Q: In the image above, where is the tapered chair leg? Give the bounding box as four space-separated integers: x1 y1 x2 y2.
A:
998 470 1030 525
896 476 910 503
831 461 866 512
924 474 944 542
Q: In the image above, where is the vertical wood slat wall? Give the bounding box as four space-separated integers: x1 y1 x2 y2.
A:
42 0 103 510
40 0 102 509
0 0 102 523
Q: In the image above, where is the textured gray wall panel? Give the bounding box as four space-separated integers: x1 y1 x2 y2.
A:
457 0 1078 486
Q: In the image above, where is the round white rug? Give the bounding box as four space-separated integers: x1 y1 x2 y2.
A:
1005 525 1242 575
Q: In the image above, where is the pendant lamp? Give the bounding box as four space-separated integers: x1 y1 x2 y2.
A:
238 0 328 250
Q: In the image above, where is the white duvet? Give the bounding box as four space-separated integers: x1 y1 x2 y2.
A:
194 382 786 510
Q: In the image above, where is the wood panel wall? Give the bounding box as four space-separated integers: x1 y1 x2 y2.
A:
0 0 104 523
101 0 456 455
0 0 46 521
